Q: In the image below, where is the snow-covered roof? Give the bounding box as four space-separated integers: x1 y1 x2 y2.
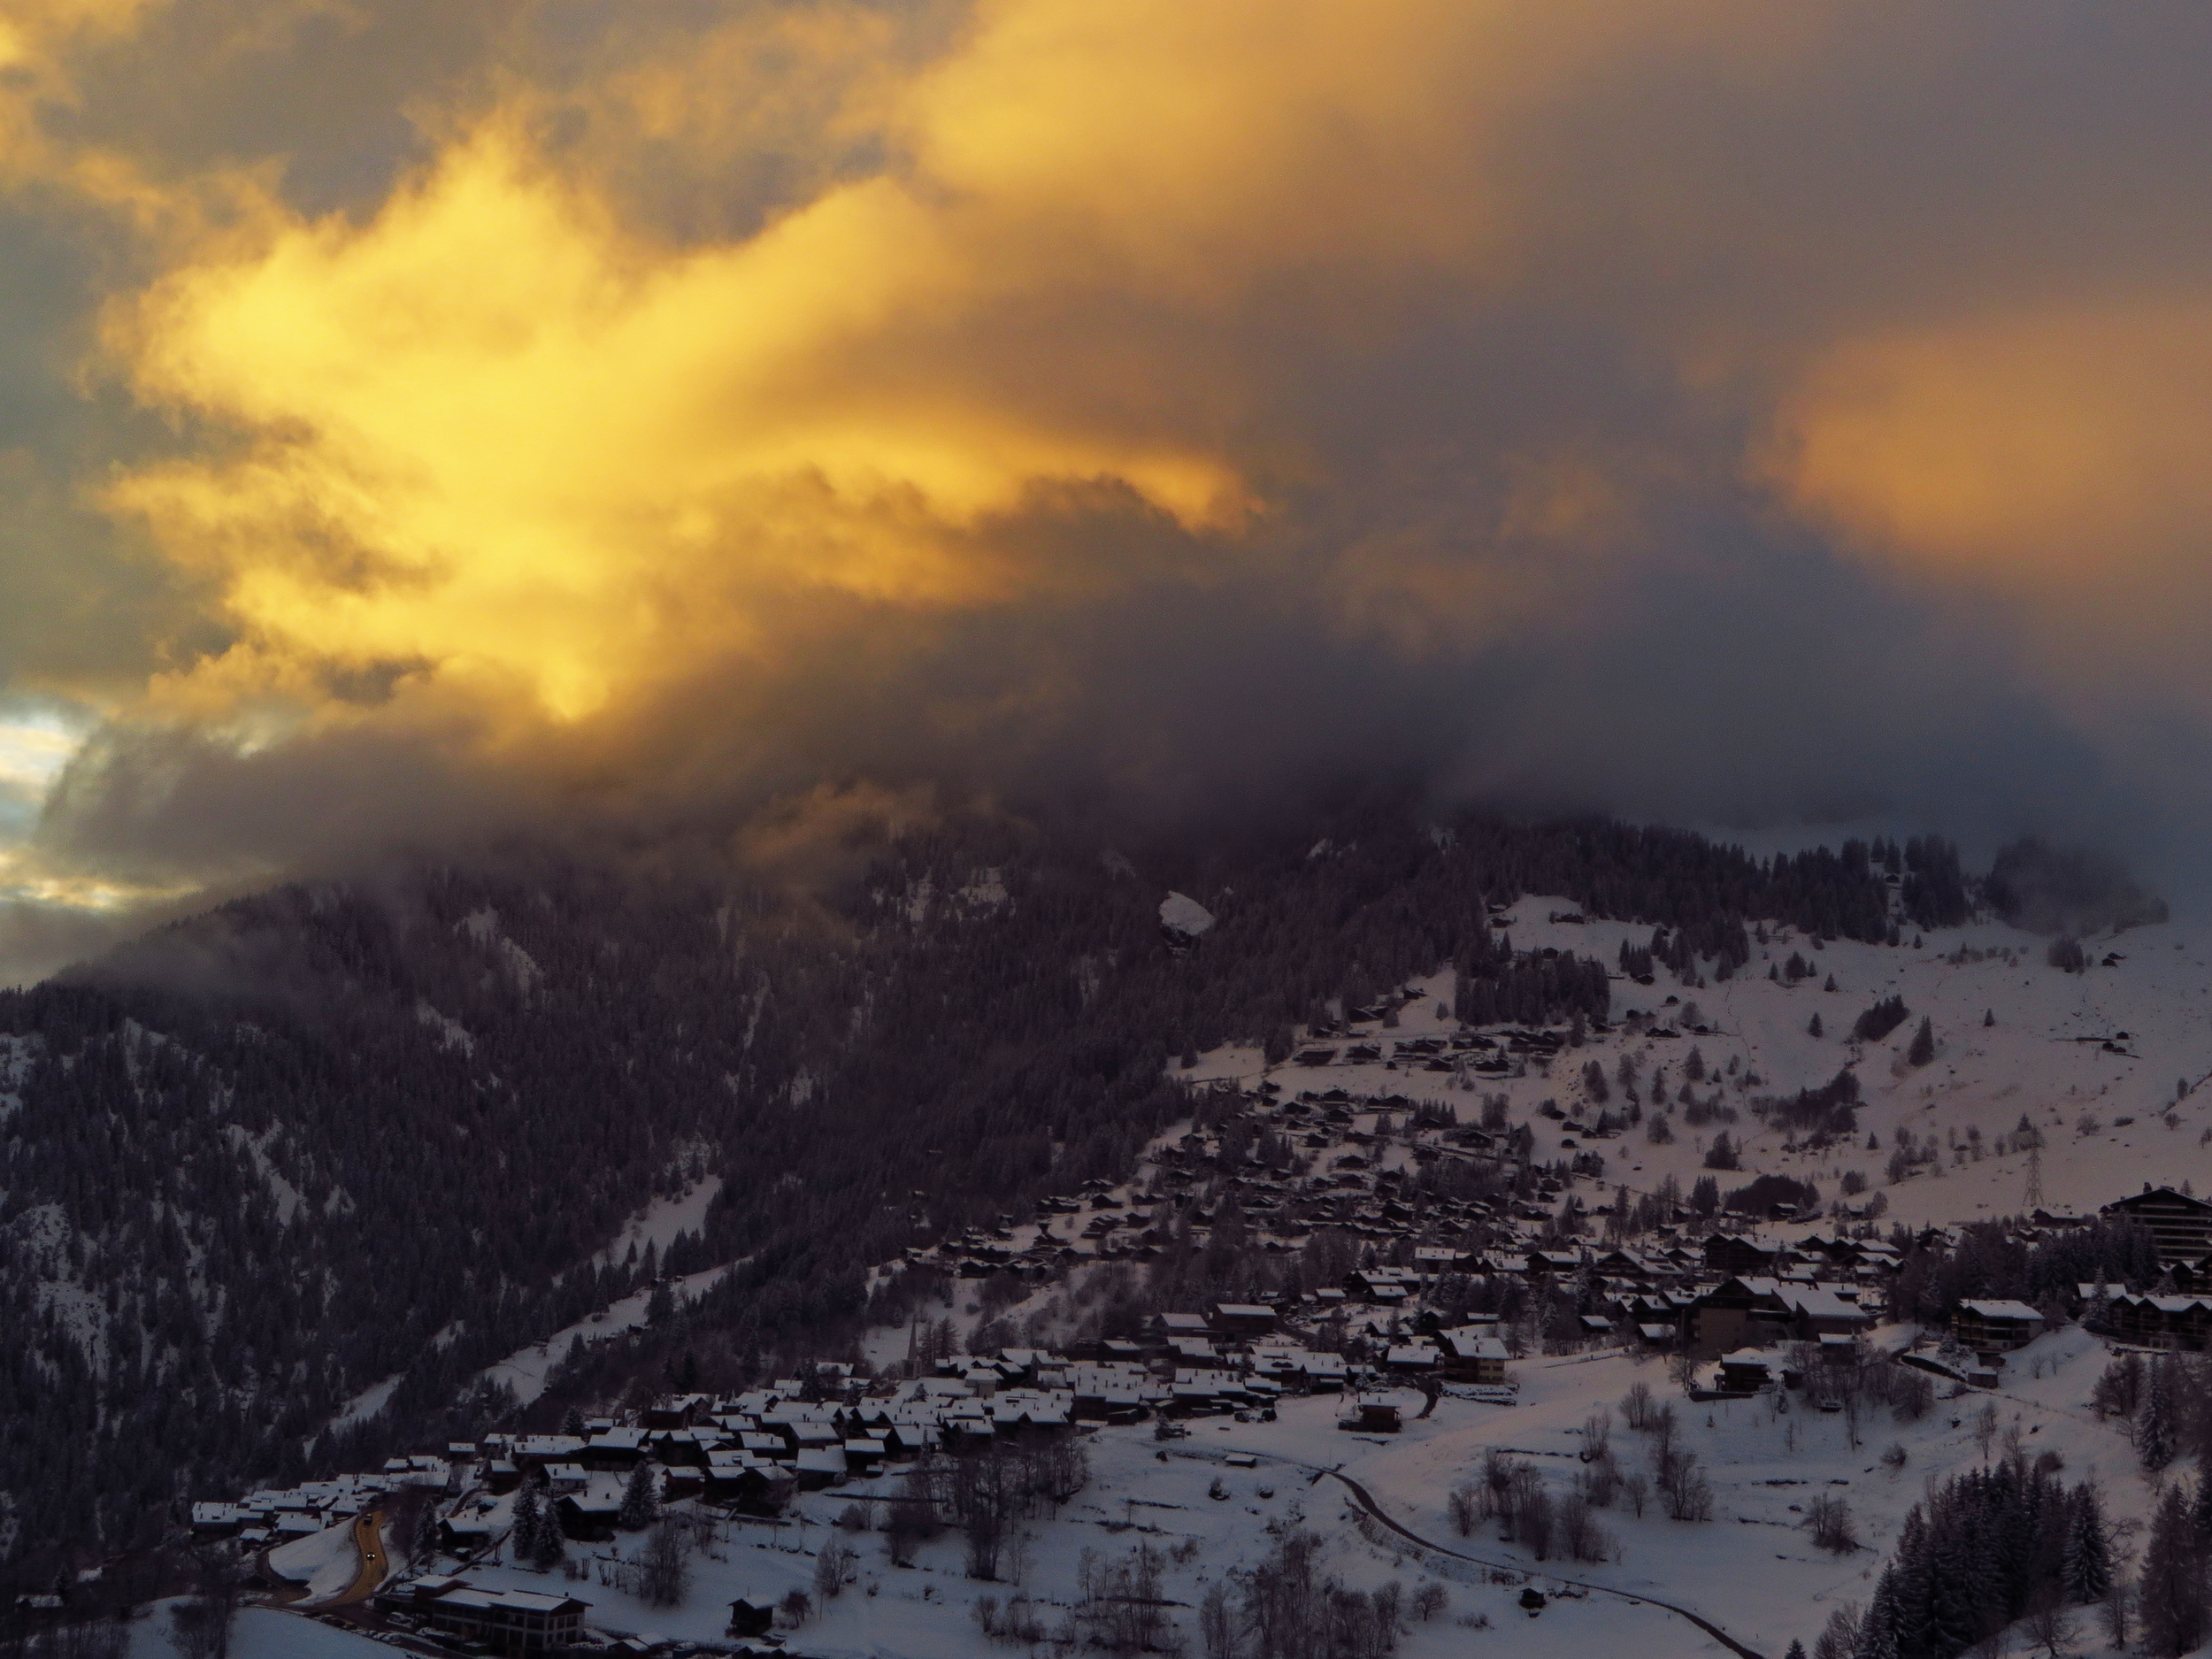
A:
1957 1299 2044 1321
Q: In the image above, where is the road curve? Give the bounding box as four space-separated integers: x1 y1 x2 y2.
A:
1320 1468 1765 1659
319 1509 389 1609
1179 1447 1764 1659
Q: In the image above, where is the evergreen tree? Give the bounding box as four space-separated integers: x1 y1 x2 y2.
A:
1855 1563 1903 1659
562 1408 587 1438
619 1462 661 1530
511 1482 544 1563
1808 1012 1824 1039
2062 1483 2113 1604
2138 1486 2207 1656
1886 1508 1933 1658
531 1502 566 1571
1907 1018 1936 1067
2140 1355 2179 1472
1922 1508 1984 1656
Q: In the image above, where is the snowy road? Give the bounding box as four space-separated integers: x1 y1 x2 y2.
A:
1319 1469 1763 1659
1173 1445 1763 1659
312 1511 388 1609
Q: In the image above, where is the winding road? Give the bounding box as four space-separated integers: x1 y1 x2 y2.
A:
319 1509 389 1609
1321 1468 1763 1659
1183 1448 1765 1659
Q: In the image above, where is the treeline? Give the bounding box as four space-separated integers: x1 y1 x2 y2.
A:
1887 1217 2160 1325
1847 1459 2110 1658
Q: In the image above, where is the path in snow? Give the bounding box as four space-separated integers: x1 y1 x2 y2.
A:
1167 1444 1763 1659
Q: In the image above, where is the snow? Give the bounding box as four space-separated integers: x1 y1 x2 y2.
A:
267 1517 363 1601
225 1124 303 1224
456 905 541 992
473 1170 735 1408
592 1175 724 1271
901 868 1013 923
481 1259 743 1407
128 1604 389 1658
159 883 2212 1659
1161 891 1217 937
0 1032 35 1121
411 1326 2164 1659
328 1373 403 1432
958 868 1010 909
1174 899 2212 1233
414 998 473 1056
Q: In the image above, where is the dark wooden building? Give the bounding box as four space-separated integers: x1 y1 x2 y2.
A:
2102 1188 2212 1264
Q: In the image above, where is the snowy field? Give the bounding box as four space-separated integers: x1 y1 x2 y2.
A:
397 1321 2152 1659
127 1604 388 1657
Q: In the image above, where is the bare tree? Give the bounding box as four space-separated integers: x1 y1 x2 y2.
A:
814 1537 856 1601
1581 1408 1613 1462
1620 1382 1655 1431
2023 1586 2078 1658
636 1516 692 1608
1202 1580 1236 1659
1557 1493 1617 1563
1659 1448 1713 1522
1972 1402 2001 1463
1076 1542 1178 1655
2100 1578 2133 1653
166 1548 240 1659
1518 1489 1555 1559
1446 1485 1479 1538
1806 1495 1858 1554
1811 1601 1861 1659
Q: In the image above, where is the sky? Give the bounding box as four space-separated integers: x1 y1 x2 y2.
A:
2 1 2211 981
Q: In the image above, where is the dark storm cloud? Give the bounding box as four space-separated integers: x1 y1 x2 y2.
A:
2 0 2211 978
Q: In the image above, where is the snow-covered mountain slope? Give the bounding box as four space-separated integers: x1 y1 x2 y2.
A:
1185 899 2212 1228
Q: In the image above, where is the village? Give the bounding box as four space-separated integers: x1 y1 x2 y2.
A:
149 1083 2212 1659
40 905 2212 1659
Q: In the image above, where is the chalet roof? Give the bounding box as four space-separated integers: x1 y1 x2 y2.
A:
435 1586 589 1616
1957 1299 2044 1321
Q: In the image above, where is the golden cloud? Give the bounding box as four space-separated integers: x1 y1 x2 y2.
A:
1767 291 2212 709
4 0 2212 908
82 0 1794 734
